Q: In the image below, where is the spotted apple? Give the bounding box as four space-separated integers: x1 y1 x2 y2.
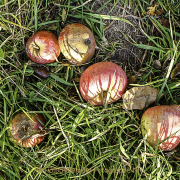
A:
9 113 46 147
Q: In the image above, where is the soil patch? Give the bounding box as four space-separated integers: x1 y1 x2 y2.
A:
87 0 148 72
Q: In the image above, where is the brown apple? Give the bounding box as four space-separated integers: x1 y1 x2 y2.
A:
9 113 46 147
141 105 180 151
26 31 60 64
79 61 128 106
58 23 96 65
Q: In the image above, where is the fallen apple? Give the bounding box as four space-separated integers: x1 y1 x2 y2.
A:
26 31 60 64
58 23 95 65
9 113 46 147
141 105 180 151
79 61 128 106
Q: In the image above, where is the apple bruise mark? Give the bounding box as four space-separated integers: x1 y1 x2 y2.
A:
16 116 37 140
62 32 90 63
33 66 50 78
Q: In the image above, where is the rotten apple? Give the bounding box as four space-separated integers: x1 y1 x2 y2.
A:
141 105 180 151
58 23 95 65
79 61 128 106
9 113 46 147
26 31 60 64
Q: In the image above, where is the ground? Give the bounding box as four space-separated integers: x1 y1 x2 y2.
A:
88 0 147 71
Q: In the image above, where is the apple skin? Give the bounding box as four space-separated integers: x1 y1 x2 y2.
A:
141 105 180 151
9 113 46 148
58 23 96 65
79 62 128 106
26 31 60 64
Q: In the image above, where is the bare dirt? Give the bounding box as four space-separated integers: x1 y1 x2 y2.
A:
86 0 148 72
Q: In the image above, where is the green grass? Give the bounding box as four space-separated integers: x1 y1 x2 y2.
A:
0 0 180 179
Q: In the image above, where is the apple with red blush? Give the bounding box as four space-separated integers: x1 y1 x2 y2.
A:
26 31 60 64
141 105 180 151
79 61 128 106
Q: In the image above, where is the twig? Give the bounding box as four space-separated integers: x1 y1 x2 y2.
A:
72 0 92 10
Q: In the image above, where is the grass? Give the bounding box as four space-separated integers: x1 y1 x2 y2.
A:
0 0 180 179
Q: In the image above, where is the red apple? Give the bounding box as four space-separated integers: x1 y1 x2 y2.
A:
26 31 60 64
9 113 46 147
79 62 128 106
58 23 95 65
141 105 180 151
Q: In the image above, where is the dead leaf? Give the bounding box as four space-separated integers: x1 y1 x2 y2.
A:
171 63 180 79
174 155 180 161
128 76 137 85
73 77 80 82
153 60 161 70
63 63 71 69
146 4 158 16
33 66 50 78
160 17 170 28
62 8 66 22
122 86 163 110
155 9 163 15
135 114 140 121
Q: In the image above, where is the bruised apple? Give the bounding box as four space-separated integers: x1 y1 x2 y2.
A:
9 113 46 147
58 23 95 65
26 31 60 64
79 61 128 106
141 105 180 151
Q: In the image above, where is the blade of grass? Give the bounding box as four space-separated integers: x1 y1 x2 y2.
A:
34 0 37 31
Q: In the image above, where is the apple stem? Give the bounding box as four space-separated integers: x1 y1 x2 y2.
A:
102 91 108 108
103 70 117 108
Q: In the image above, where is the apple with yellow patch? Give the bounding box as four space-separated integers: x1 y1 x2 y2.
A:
58 23 96 65
26 31 60 64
